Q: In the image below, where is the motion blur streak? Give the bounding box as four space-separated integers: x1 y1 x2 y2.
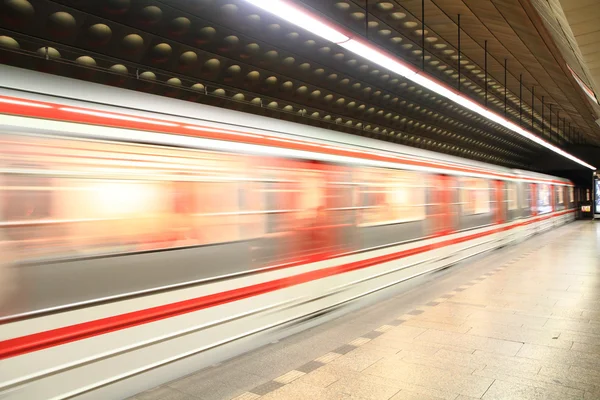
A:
0 76 576 400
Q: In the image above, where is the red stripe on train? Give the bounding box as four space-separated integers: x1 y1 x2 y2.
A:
0 95 573 186
0 210 574 360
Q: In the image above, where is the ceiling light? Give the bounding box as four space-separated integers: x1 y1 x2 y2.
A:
339 39 416 79
242 0 349 43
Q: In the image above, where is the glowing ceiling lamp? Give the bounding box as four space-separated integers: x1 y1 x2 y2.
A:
339 39 416 79
242 0 349 43
242 0 595 170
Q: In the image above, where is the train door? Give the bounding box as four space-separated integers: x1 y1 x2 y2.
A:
299 161 355 259
494 180 505 225
430 174 454 236
258 158 352 265
531 183 538 217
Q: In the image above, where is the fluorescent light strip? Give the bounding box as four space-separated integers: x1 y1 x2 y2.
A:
242 0 349 43
340 40 416 78
59 107 179 127
0 98 53 108
242 0 595 170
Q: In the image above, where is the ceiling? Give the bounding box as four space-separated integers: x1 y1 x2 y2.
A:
531 0 600 114
0 0 599 172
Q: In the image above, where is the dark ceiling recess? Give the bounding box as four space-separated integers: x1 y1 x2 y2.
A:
0 0 598 171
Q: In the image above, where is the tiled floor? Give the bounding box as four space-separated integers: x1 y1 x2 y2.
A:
134 221 600 400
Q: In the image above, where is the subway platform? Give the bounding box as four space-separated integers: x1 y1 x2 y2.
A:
132 221 600 400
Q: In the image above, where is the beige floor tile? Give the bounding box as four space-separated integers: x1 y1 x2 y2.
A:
475 365 590 396
375 325 395 333
397 314 418 321
432 297 451 303
363 356 494 398
378 325 427 341
516 343 600 370
412 313 469 326
314 352 343 364
481 379 582 400
327 374 401 400
558 331 600 345
423 304 480 319
467 310 548 328
570 365 600 380
349 337 372 347
328 346 388 372
362 375 458 400
259 381 330 400
582 311 600 321
572 342 600 355
555 299 600 310
403 319 472 333
231 392 260 400
274 370 305 384
389 389 446 400
449 297 508 308
437 349 541 375
266 381 371 400
539 364 600 387
368 336 474 356
544 318 599 334
415 329 523 356
398 351 479 375
522 308 588 322
467 324 572 349
358 341 405 355
295 364 356 388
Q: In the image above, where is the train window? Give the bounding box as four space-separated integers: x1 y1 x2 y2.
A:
194 180 242 244
506 182 518 210
557 186 564 205
239 179 265 239
3 171 53 221
358 167 425 226
538 184 552 214
297 168 327 219
0 133 258 260
2 169 54 256
569 187 574 203
525 184 532 210
460 178 490 215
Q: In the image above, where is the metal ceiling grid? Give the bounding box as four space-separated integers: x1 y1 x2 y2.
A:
298 0 596 145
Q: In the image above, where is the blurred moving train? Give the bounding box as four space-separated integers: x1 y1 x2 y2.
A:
0 66 576 400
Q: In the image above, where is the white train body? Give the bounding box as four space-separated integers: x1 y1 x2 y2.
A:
0 66 575 400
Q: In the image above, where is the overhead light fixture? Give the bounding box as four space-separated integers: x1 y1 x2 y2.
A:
242 0 595 170
242 0 349 43
339 40 416 79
